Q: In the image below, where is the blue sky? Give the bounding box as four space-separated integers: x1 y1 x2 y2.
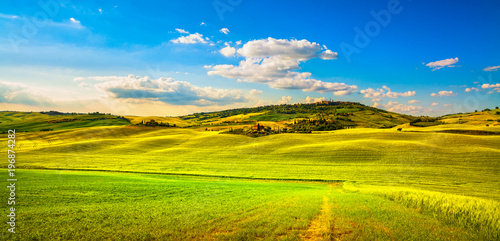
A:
0 0 499 116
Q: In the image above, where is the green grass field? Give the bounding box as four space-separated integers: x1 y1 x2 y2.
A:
0 111 130 133
1 108 500 240
1 170 497 240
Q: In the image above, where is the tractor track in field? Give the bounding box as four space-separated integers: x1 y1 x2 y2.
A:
301 195 333 241
301 183 352 241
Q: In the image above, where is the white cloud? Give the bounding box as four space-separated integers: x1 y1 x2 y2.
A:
431 102 439 106
277 96 292 105
333 90 355 96
0 81 54 106
482 83 500 93
219 28 230 34
175 28 189 34
360 86 415 99
430 90 456 97
319 49 338 60
69 18 80 24
465 87 479 92
91 75 252 106
372 102 380 108
236 40 242 45
483 66 500 72
220 46 236 57
383 101 423 113
98 9 103 14
171 33 208 44
408 100 421 104
302 96 326 104
207 38 354 95
235 37 335 60
73 77 85 82
371 98 381 102
78 82 91 88
425 57 459 70
200 22 206 26
443 104 452 107
481 83 500 89
249 89 262 95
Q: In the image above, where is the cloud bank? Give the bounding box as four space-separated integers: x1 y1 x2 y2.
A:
90 75 254 106
207 38 356 95
426 57 459 70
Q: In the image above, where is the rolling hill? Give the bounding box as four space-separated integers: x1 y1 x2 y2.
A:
5 101 499 135
1 103 500 240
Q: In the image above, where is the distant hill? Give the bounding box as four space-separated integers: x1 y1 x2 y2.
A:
178 101 416 129
0 111 130 133
2 103 499 133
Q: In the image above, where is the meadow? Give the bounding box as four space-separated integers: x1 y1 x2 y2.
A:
1 108 499 240
1 170 497 240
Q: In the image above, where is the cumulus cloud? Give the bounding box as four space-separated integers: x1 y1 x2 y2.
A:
430 90 456 97
465 87 479 92
200 22 206 26
481 83 500 93
277 96 292 105
408 100 421 104
220 45 236 57
360 86 415 99
431 102 439 106
302 96 326 104
425 57 459 70
0 81 54 106
219 28 230 34
171 33 208 44
481 83 500 89
483 66 500 72
249 89 262 95
319 49 338 60
175 28 189 34
383 101 423 113
90 75 252 106
234 38 334 60
372 102 380 108
207 38 356 95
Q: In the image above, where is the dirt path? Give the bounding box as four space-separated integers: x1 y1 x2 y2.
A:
301 187 334 240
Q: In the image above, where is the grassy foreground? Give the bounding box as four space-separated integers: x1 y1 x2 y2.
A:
1 120 499 240
1 169 497 240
